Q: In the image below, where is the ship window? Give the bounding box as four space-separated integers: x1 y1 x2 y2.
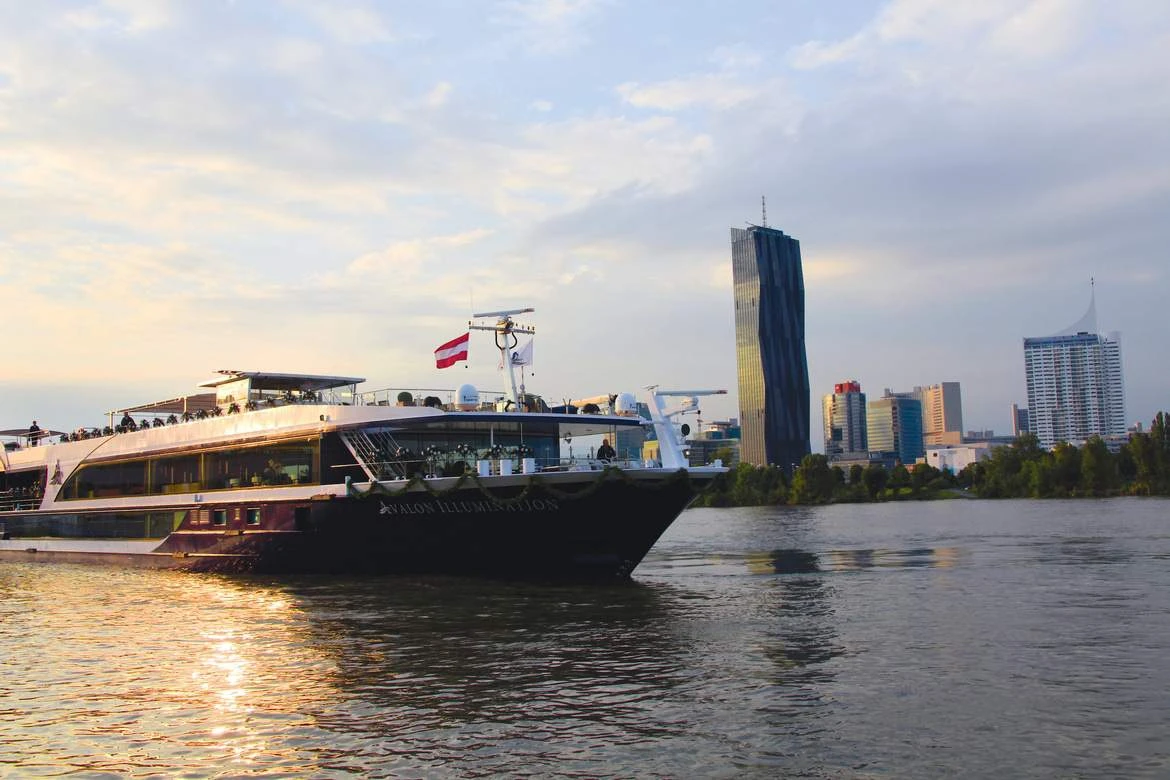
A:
245 508 261 525
60 460 147 499
206 441 316 489
58 438 321 500
152 454 201 495
212 509 227 526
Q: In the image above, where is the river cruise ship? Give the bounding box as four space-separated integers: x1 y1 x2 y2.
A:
0 310 725 579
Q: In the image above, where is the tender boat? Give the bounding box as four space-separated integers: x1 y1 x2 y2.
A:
0 309 726 579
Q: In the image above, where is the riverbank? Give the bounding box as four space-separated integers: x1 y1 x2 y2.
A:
697 420 1170 507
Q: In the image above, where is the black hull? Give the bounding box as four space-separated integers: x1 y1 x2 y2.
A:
0 470 711 581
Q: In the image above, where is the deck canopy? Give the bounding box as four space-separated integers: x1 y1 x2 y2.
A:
0 429 66 437
198 370 367 408
113 393 219 417
198 370 366 393
404 413 648 439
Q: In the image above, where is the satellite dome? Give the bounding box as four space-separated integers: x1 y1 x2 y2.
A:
456 384 479 411
614 392 638 416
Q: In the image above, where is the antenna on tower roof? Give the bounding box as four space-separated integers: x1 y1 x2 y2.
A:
761 195 767 228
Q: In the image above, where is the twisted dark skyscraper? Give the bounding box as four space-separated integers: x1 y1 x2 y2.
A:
730 225 811 470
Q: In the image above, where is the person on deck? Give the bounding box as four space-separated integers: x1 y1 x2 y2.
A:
28 420 41 445
596 438 616 462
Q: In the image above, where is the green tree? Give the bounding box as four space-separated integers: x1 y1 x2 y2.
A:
1079 436 1119 497
863 464 889 499
1023 459 1053 498
910 463 941 495
975 434 1046 498
722 463 788 506
888 463 911 495
957 461 982 491
790 454 837 504
1123 432 1158 495
1150 412 1170 494
1049 442 1081 497
848 464 864 487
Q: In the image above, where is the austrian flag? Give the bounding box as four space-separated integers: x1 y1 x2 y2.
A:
434 332 470 369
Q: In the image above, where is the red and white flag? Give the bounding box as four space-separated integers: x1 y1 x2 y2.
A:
434 332 470 369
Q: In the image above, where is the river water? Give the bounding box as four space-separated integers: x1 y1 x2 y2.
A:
2 499 1169 778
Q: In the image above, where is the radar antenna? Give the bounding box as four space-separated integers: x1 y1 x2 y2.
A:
468 308 535 410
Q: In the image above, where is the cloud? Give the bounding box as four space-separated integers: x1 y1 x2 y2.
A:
616 75 762 111
283 2 396 45
790 0 1096 71
492 0 609 55
344 229 496 279
708 43 763 71
425 81 454 108
2 0 1168 435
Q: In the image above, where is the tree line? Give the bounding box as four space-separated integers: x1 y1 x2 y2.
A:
694 411 1170 507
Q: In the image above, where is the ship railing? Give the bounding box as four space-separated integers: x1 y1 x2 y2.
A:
0 490 42 512
356 454 655 482
353 387 458 408
354 387 502 410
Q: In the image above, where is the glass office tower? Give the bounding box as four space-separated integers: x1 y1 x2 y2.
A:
731 225 810 470
823 380 868 459
867 395 925 465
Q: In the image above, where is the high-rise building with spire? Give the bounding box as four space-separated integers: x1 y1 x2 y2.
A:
731 223 810 470
1023 286 1126 449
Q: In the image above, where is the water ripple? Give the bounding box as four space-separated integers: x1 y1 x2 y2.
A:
3 499 1170 777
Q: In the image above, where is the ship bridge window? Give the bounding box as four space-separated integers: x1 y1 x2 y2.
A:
359 428 559 477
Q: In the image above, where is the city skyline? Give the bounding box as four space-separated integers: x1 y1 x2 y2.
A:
1 2 1167 440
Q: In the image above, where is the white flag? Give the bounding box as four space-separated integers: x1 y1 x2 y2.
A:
511 339 534 366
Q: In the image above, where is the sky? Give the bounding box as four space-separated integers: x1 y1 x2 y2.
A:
2 0 1167 444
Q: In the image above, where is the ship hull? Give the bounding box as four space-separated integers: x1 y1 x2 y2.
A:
0 469 710 580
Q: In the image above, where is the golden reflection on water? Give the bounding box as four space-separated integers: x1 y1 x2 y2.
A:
180 577 338 774
744 546 963 575
0 565 343 777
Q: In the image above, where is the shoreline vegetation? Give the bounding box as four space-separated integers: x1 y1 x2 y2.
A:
694 412 1170 507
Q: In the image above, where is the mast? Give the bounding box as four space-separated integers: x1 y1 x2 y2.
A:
469 307 535 409
646 387 727 469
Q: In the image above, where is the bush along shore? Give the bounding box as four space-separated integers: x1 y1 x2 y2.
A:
694 412 1170 507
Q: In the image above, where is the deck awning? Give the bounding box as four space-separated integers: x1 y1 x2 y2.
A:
197 370 366 392
113 393 219 417
0 429 66 438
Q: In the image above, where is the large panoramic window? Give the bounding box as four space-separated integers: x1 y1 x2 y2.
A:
59 438 320 499
152 454 201 495
61 460 148 499
205 441 316 488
